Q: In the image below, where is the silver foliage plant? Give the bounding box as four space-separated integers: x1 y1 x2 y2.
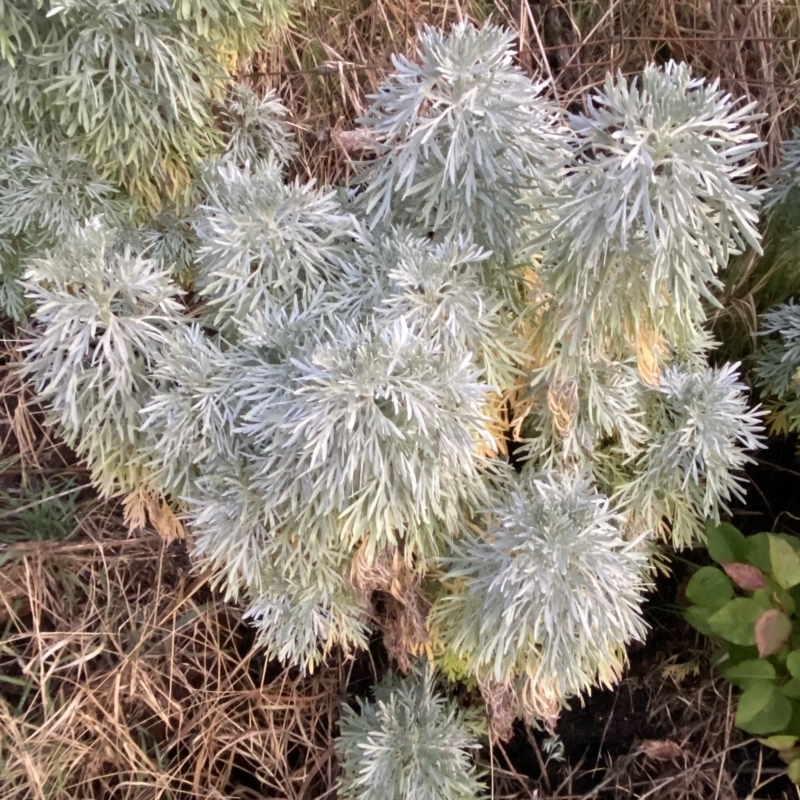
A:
21 21 766 763
23 221 184 497
752 133 800 437
336 667 485 800
433 471 649 725
765 127 800 210
533 62 762 354
356 23 569 259
0 0 292 317
520 58 766 553
754 301 800 435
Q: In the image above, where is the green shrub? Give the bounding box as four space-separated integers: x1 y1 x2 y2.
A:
685 520 800 783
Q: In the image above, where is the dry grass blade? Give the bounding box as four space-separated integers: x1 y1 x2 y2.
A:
0 508 344 800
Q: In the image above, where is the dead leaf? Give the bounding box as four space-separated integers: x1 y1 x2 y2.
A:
641 739 684 761
546 377 578 437
723 562 766 591
331 128 379 155
122 487 184 543
755 608 792 657
480 679 519 743
122 487 149 532
147 496 185 544
634 327 666 387
661 659 700 684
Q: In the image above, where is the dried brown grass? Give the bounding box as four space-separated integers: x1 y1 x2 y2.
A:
244 0 800 187
577 673 748 800
484 666 772 800
0 508 344 800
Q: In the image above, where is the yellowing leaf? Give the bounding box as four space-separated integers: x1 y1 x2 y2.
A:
634 327 665 387
122 487 184 543
546 377 578 437
122 487 149 533
770 535 800 589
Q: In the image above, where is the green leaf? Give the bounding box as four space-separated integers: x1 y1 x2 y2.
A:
782 680 800 699
777 586 797 616
746 532 773 573
709 598 764 646
0 674 33 688
777 533 800 551
685 566 733 609
759 734 799 751
752 589 776 611
756 609 793 657
717 643 761 670
789 758 800 784
735 682 793 734
723 658 776 689
786 650 800 679
684 605 714 636
786 701 800 737
771 536 800 589
706 520 747 564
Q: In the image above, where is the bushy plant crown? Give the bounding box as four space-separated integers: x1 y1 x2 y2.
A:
0 0 292 319
19 21 767 754
336 667 485 800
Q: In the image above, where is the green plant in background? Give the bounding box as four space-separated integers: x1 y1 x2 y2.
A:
753 301 800 435
748 130 800 435
0 471 82 546
19 23 770 786
714 129 800 362
685 520 800 783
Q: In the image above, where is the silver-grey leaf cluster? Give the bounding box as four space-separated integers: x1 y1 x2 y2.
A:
336 667 486 800
754 301 800 435
434 470 649 721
